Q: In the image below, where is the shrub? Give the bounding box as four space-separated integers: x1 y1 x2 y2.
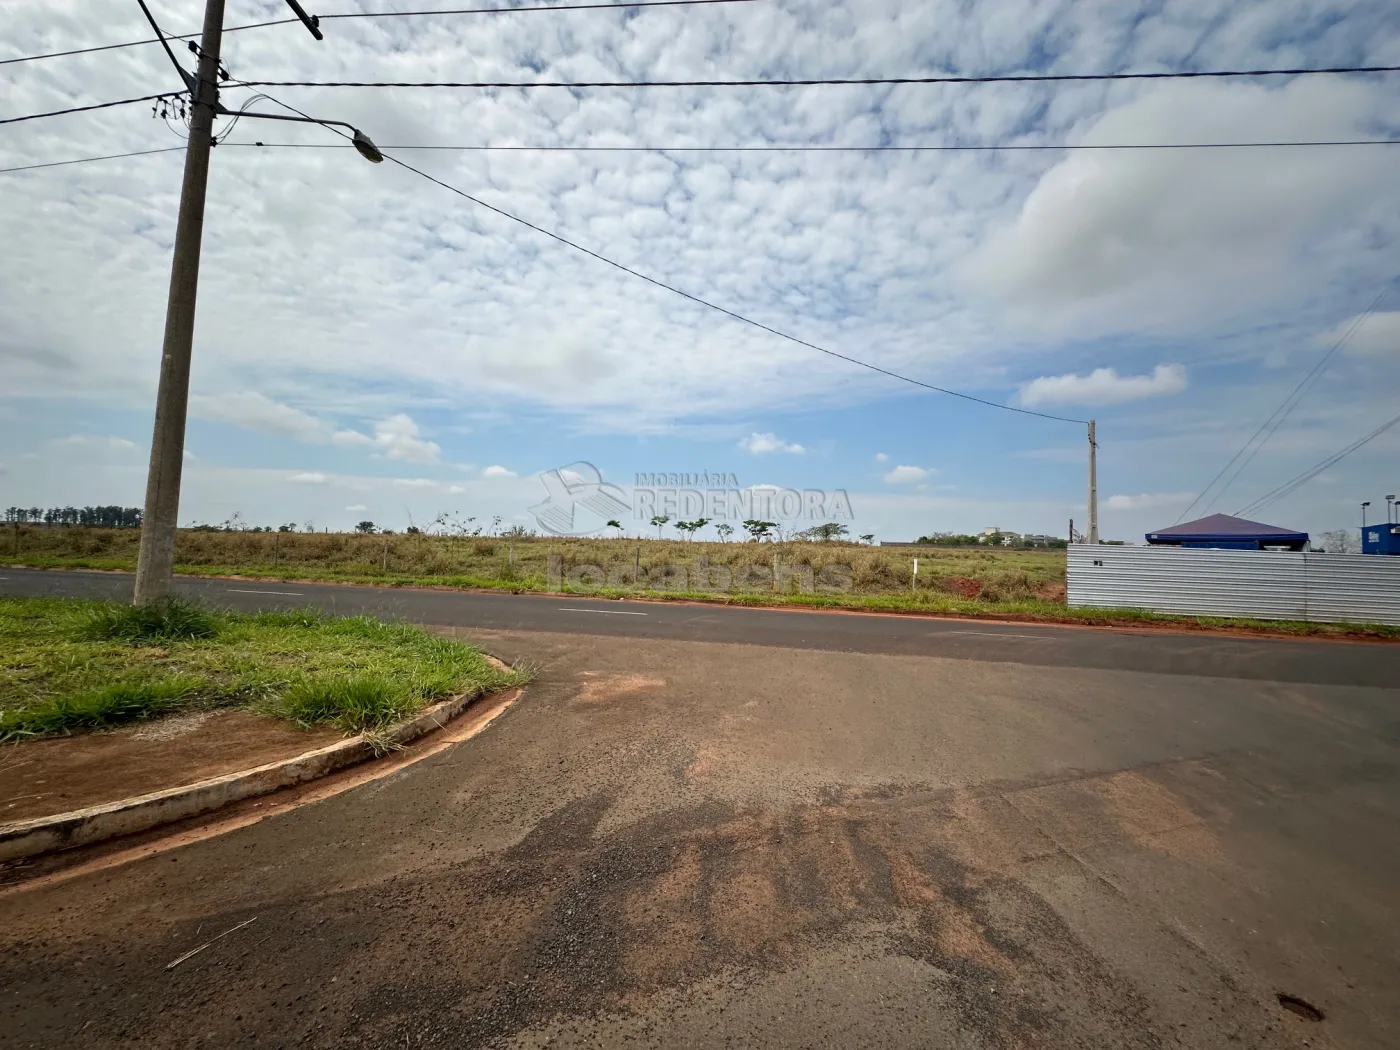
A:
268 676 413 733
80 598 220 644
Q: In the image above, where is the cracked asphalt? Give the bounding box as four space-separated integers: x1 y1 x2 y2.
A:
2 584 1399 1048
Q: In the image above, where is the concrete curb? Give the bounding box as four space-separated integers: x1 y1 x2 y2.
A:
0 685 491 864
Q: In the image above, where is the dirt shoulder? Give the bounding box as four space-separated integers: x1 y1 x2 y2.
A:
1 711 343 823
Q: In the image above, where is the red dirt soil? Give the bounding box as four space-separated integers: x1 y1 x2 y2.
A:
0 712 342 824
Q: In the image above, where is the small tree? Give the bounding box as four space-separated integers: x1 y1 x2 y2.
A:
676 517 710 541
650 513 671 539
606 519 624 538
715 522 734 542
1315 528 1360 554
806 522 848 541
355 521 376 534
742 519 777 542
859 533 874 545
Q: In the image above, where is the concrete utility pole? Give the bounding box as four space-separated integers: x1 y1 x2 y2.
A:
130 0 379 605
1086 420 1099 545
133 0 225 605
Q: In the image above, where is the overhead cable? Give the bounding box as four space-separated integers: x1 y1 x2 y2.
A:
0 146 185 174
12 136 1398 177
256 92 1089 425
236 64 1400 90
219 138 1400 153
1235 409 1400 518
0 93 179 126
0 0 764 67
1177 279 1396 523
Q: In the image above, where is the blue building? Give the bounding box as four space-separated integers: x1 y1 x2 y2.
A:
1145 513 1309 552
1362 524 1400 555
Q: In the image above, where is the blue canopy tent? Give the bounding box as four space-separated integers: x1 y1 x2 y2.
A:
1145 513 1309 552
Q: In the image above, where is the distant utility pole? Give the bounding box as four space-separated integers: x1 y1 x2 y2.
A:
132 0 225 606
1086 420 1099 545
132 0 381 604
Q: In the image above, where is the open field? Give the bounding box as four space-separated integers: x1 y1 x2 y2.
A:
4 526 1063 599
0 595 523 741
6 526 1398 638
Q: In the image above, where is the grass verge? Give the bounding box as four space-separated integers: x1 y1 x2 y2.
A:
0 596 526 742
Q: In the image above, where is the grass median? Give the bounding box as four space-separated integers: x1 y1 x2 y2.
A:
0 595 525 743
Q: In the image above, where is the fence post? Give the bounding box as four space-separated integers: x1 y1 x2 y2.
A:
912 557 918 592
273 530 280 568
383 538 389 573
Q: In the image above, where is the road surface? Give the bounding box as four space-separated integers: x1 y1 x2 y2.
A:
2 568 1399 1048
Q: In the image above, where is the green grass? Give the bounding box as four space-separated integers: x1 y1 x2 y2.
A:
0 596 526 742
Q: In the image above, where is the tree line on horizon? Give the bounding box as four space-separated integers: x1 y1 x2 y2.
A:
4 506 142 528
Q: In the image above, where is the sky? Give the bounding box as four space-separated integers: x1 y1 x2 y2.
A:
3 0 1399 542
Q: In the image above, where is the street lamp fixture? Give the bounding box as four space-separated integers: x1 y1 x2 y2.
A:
1387 495 1397 524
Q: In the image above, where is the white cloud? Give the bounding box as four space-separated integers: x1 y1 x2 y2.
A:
482 465 517 478
331 414 440 464
53 434 137 452
883 465 929 484
391 478 436 489
963 78 1392 337
290 472 328 484
1105 492 1195 511
191 392 330 443
1019 365 1187 407
874 452 889 462
739 432 805 455
372 415 440 464
1317 311 1400 355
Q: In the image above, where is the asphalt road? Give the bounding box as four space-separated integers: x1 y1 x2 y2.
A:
2 569 1399 1049
0 566 1394 687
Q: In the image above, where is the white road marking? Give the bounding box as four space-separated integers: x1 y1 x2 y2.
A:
558 607 649 616
229 589 304 596
940 630 1049 640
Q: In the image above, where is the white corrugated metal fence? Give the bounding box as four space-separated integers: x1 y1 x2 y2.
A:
1067 544 1400 625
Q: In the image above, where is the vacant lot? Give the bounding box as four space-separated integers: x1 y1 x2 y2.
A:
5 526 1066 613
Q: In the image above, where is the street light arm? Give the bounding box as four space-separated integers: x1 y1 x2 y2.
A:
215 106 347 130
215 107 383 162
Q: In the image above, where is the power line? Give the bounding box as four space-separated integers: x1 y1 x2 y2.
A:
257 91 1088 426
1177 280 1396 523
236 65 1400 90
11 138 1397 176
0 92 179 126
1201 283 1395 515
0 0 763 67
1235 409 1400 518
0 146 184 175
218 138 1400 152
